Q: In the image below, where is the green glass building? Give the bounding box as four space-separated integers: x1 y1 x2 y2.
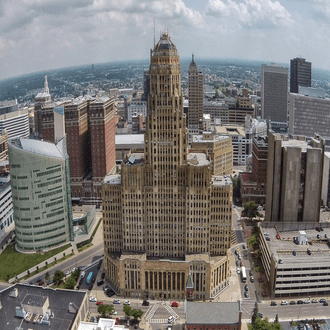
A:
8 136 73 252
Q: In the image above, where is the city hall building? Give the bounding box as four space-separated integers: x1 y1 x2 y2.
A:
102 33 233 301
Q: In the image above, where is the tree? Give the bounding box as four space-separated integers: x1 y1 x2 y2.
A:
215 89 220 98
72 268 81 281
123 305 132 318
251 301 259 324
45 272 50 280
248 317 282 330
98 304 108 317
242 201 258 220
106 304 115 317
53 270 65 285
64 276 76 289
131 309 143 321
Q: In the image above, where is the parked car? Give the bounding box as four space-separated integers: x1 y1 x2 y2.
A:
292 250 297 256
249 270 253 276
320 298 326 303
307 249 311 255
38 280 44 286
88 284 93 290
281 301 288 305
235 249 238 255
80 271 85 279
171 302 179 307
97 279 104 286
270 301 277 306
250 276 254 282
113 299 120 304
106 290 115 297
266 237 271 241
244 291 249 298
89 296 97 302
312 299 318 303
324 302 329 306
257 313 263 318
297 300 303 304
124 300 131 305
142 300 150 306
96 301 104 305
237 268 240 274
304 300 310 304
242 244 246 249
236 261 239 267
290 300 296 305
244 284 248 291
101 272 105 279
112 310 117 315
79 278 83 285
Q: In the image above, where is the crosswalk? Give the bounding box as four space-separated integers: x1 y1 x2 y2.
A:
145 302 180 324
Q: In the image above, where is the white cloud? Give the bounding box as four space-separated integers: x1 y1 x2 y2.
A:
205 0 293 29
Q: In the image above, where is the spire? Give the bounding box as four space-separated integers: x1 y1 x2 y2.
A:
188 53 197 71
192 53 194 62
44 75 50 95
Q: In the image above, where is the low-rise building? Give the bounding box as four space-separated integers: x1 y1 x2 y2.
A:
0 283 88 330
185 301 242 330
259 221 330 298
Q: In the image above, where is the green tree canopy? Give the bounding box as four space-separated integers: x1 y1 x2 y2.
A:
45 272 50 280
64 276 76 289
215 89 220 98
251 301 259 324
243 201 258 220
53 270 64 285
72 268 81 280
98 304 108 316
131 309 143 321
123 304 132 317
106 304 115 317
248 317 282 330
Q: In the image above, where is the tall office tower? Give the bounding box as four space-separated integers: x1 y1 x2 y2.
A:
89 97 116 196
8 136 73 252
289 88 330 138
64 99 91 198
103 33 232 301
265 131 323 223
290 57 311 93
34 75 51 139
41 97 116 203
261 64 288 124
188 54 204 133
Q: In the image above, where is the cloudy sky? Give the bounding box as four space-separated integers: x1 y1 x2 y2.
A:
0 0 329 80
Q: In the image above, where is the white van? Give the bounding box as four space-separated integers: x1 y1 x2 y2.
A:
80 271 85 279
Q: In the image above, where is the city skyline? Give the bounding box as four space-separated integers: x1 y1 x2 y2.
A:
1 0 329 80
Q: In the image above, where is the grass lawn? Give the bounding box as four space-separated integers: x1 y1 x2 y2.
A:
0 243 71 282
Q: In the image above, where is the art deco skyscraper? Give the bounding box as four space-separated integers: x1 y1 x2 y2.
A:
290 57 311 93
102 33 232 301
188 54 204 133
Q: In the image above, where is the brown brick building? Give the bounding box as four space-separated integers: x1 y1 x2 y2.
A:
240 135 268 204
41 97 116 203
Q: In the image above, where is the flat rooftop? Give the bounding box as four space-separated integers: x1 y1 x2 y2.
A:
0 284 86 330
186 301 240 324
261 223 330 266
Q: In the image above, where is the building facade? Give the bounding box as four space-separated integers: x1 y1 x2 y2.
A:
0 172 14 240
259 221 330 299
240 136 268 204
188 54 204 133
41 96 116 204
290 57 311 93
191 132 233 176
265 131 324 223
8 137 73 252
228 89 255 124
261 64 288 124
0 109 30 139
289 90 330 138
102 33 232 301
127 100 147 123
